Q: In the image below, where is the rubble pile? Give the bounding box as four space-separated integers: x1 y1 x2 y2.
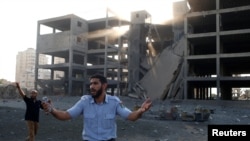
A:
156 105 212 122
0 84 23 99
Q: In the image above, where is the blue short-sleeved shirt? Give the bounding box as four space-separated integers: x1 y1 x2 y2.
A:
67 94 132 141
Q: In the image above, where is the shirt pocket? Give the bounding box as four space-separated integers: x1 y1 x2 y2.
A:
84 113 97 128
102 114 115 129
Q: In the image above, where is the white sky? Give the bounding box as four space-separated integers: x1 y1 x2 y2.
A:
0 0 181 82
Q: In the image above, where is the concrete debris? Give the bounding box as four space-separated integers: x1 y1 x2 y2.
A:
193 105 211 121
159 106 179 120
157 105 212 122
181 111 195 121
0 84 21 99
0 84 31 99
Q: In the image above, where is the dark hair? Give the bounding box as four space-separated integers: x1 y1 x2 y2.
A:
89 74 107 84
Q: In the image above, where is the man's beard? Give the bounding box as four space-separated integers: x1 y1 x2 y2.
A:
92 88 103 99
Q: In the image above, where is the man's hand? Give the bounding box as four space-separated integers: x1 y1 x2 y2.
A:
15 82 20 89
42 99 54 113
15 82 25 98
140 98 152 113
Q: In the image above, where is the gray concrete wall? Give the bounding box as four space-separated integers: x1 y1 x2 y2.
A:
37 31 71 53
139 37 185 100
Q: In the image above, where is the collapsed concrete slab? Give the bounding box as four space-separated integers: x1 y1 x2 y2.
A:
137 37 185 100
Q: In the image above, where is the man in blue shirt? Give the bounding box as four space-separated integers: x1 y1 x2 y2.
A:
42 74 152 141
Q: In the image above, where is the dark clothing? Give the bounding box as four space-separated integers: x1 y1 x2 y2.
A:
23 96 43 122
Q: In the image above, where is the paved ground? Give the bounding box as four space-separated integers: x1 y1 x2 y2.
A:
0 95 250 141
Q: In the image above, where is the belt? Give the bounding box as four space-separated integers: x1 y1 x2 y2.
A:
84 138 115 141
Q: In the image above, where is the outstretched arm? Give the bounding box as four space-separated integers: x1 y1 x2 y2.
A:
127 98 152 121
42 100 71 121
15 82 25 98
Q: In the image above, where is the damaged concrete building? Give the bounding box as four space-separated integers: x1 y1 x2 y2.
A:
34 0 250 101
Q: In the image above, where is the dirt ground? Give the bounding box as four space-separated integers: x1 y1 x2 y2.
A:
0 96 250 141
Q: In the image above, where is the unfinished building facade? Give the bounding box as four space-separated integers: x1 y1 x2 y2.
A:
36 15 88 96
35 0 250 101
184 0 250 100
35 9 171 97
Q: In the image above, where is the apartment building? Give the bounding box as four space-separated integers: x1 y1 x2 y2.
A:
16 48 49 90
